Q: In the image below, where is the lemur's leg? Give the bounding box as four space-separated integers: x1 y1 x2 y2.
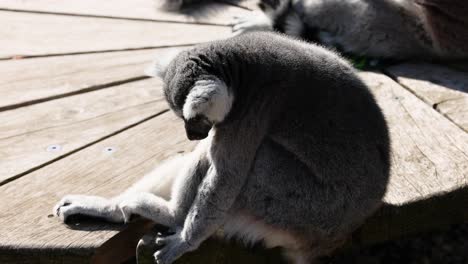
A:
53 154 185 223
54 139 210 226
231 10 273 35
119 139 211 226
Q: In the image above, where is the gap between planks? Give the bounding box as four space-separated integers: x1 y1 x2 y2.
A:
0 76 149 112
382 65 468 133
0 71 465 263
0 76 170 185
0 112 196 259
0 0 252 26
0 8 233 27
0 44 195 61
0 10 232 59
0 47 189 112
0 109 169 186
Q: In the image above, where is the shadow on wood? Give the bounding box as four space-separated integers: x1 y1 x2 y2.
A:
351 185 468 247
121 186 468 264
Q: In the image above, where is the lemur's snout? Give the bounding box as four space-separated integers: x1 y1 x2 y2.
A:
184 116 212 141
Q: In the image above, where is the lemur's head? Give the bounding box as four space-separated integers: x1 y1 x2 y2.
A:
145 49 233 141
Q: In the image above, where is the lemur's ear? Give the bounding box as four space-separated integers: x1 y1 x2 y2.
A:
144 48 184 78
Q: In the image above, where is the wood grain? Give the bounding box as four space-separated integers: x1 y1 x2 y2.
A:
0 71 466 262
0 0 250 25
0 11 230 59
0 112 196 262
0 78 168 184
386 63 468 132
359 71 468 205
0 48 187 110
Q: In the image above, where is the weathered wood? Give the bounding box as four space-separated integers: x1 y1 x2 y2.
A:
0 0 250 25
0 48 188 111
386 63 468 131
352 71 468 245
93 218 157 264
359 72 467 205
353 185 468 247
0 77 167 185
0 112 196 263
1 70 466 263
0 48 185 111
0 11 230 59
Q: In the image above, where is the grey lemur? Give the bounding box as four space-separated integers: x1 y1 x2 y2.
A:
160 0 468 60
54 32 390 264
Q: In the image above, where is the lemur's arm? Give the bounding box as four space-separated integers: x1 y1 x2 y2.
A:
155 106 269 264
182 123 262 241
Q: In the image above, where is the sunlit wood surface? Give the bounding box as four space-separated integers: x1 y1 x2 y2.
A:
0 1 466 263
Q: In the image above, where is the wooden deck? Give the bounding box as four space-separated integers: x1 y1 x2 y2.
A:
0 1 466 263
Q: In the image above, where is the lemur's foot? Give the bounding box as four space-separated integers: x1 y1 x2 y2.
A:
54 194 122 223
231 11 273 36
154 229 194 264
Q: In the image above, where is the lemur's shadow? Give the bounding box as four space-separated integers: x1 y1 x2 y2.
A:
384 61 468 94
62 214 123 232
63 186 468 263
351 185 468 247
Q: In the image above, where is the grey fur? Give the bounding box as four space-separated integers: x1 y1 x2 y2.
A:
54 32 390 263
233 0 468 60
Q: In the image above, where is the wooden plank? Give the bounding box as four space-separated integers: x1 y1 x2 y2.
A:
0 11 230 59
0 77 168 185
359 71 467 205
0 112 196 263
386 63 468 132
0 71 466 263
0 48 186 111
0 0 250 25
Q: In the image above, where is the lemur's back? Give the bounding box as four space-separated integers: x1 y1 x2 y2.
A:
191 33 391 252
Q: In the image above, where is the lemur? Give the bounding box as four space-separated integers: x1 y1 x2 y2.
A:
160 0 468 60
54 32 390 264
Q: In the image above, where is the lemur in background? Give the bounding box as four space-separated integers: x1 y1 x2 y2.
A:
161 0 468 60
54 32 390 264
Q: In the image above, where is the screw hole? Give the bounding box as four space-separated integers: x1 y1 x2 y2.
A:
104 147 116 153
46 144 62 152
